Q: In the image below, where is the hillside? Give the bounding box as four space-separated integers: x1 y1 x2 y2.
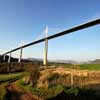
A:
14 67 100 100
1 63 100 100
90 59 100 64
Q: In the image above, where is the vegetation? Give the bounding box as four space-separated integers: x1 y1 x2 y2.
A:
49 63 100 71
47 87 100 100
1 62 100 100
16 63 100 99
0 84 7 100
18 80 100 100
49 63 72 68
24 63 40 86
64 87 79 96
18 80 63 99
0 72 24 83
79 64 100 70
0 72 24 100
0 62 25 73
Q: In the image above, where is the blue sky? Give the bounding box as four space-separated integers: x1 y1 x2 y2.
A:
0 0 100 61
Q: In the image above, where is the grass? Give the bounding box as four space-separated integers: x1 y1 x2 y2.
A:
17 79 63 99
0 83 7 100
64 87 79 96
51 63 72 68
47 87 100 100
53 63 100 71
0 72 25 100
48 73 60 82
79 64 100 70
1 63 100 100
0 72 24 83
15 64 100 100
50 63 100 71
18 80 100 100
28 85 63 99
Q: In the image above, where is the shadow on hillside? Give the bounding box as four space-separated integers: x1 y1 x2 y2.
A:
47 83 100 100
4 90 23 100
47 90 100 100
3 83 100 100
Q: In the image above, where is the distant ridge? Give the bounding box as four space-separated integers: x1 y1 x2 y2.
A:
90 59 100 64
1 55 100 64
27 58 78 64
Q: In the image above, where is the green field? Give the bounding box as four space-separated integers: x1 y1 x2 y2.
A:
0 72 24 83
79 64 100 70
51 63 100 71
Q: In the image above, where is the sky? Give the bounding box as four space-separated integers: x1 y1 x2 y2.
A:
0 0 100 62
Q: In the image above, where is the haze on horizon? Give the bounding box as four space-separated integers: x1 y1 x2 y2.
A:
0 0 100 62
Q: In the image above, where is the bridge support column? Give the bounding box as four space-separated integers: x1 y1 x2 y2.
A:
8 52 11 63
3 55 6 61
43 25 48 66
18 47 23 63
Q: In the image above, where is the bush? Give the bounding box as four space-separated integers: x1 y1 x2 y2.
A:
24 63 40 86
64 87 79 96
48 73 60 82
19 80 27 86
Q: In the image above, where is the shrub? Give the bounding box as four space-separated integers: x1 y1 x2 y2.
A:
25 63 40 86
64 87 79 96
48 73 60 82
19 80 27 86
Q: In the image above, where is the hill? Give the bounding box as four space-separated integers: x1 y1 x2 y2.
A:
90 59 100 64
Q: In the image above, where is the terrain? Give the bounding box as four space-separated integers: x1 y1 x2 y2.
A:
0 55 100 100
0 62 100 100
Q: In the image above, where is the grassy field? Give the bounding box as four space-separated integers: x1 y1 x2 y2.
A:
79 64 100 70
54 63 100 71
0 72 24 83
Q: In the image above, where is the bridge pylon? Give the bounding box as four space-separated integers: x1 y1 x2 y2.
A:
8 52 11 63
43 25 48 66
